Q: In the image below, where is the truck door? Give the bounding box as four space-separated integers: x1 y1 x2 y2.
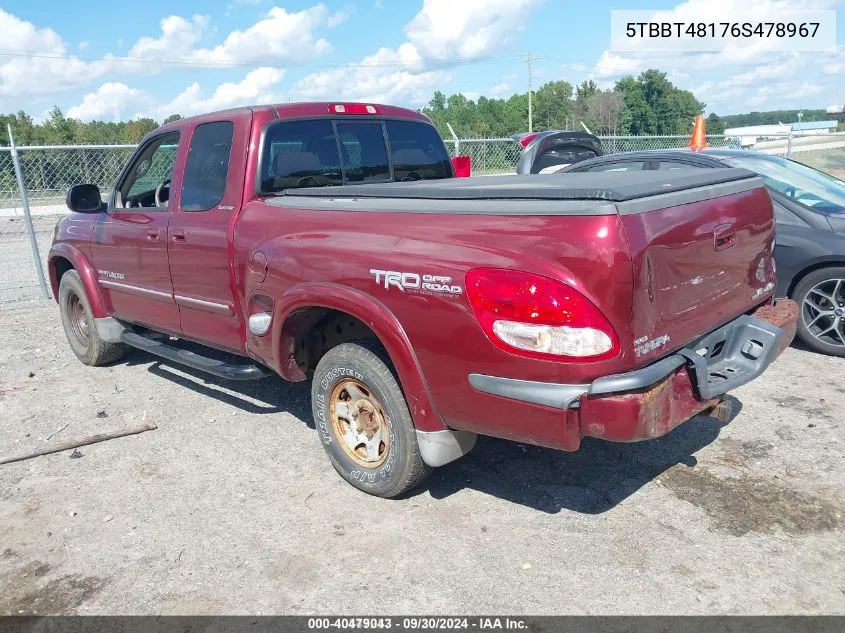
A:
91 131 182 334
167 117 248 353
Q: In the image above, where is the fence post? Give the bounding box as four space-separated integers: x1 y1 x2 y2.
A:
446 123 460 156
786 130 793 159
8 125 49 299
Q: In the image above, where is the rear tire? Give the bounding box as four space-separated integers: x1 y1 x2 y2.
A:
311 341 430 498
58 270 125 366
792 266 845 357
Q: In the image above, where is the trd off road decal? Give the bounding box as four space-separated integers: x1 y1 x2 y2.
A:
369 269 462 297
97 269 125 280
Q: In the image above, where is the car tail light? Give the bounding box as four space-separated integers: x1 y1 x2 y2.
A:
451 155 471 177
465 268 619 360
329 103 379 115
517 133 538 149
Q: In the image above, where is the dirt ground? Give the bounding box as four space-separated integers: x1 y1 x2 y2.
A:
0 300 843 615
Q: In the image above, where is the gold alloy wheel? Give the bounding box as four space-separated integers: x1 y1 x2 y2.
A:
329 378 391 468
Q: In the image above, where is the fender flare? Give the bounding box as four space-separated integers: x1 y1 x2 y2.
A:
48 243 109 318
272 282 448 433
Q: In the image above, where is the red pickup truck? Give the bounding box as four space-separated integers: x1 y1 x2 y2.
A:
49 102 798 497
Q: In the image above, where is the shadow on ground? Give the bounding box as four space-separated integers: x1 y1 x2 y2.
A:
122 346 742 514
123 347 313 426
419 397 743 514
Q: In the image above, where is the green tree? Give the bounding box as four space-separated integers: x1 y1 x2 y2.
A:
428 91 446 111
614 70 704 135
575 80 599 102
122 118 159 143
706 112 726 134
162 114 182 124
614 76 655 135
533 80 574 130
43 106 76 144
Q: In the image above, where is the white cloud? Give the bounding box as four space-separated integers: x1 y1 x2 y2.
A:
66 68 287 122
593 51 647 80
0 4 336 104
327 9 352 28
67 82 153 121
78 41 89 50
0 8 113 98
489 82 510 96
194 5 332 65
290 45 445 104
128 15 209 62
405 0 539 61
126 6 334 66
147 67 286 119
291 0 541 105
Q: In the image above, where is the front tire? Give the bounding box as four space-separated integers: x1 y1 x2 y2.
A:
311 341 430 498
58 270 125 366
792 266 845 357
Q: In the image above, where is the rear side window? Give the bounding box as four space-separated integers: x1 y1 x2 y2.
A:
259 118 450 194
261 120 342 193
181 121 234 211
386 120 451 181
336 122 390 183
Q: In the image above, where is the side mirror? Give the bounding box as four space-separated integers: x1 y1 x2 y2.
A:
451 155 471 178
66 184 105 213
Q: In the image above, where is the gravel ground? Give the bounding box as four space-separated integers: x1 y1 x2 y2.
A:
0 215 55 304
0 301 843 615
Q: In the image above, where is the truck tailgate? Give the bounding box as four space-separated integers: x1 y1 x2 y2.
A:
619 176 776 366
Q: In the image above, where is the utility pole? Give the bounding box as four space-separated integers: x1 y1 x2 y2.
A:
523 52 542 133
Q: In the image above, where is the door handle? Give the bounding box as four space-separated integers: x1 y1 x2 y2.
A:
146 229 160 241
714 223 736 251
171 230 186 243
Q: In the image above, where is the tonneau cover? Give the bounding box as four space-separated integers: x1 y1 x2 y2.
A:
282 168 758 202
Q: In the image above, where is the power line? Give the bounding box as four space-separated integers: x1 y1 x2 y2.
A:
0 49 530 71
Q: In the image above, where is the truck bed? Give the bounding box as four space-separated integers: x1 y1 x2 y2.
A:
273 168 761 215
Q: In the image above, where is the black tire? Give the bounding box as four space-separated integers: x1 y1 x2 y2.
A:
791 266 845 357
311 340 430 497
58 270 125 366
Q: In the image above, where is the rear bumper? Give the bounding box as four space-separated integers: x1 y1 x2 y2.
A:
469 299 798 443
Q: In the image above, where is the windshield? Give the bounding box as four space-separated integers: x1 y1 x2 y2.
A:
721 154 845 215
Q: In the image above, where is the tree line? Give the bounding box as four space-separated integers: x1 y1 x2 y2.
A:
423 69 708 138
0 68 834 147
1 107 182 146
719 109 832 128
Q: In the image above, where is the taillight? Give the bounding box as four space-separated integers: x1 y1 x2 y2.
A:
451 155 471 177
465 268 619 360
518 133 538 149
329 103 379 115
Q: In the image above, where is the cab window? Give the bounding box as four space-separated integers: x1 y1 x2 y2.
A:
117 133 180 209
181 122 234 211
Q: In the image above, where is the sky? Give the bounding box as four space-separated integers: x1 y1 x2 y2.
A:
0 0 842 123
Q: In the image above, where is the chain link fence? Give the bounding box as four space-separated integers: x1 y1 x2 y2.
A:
2 133 844 304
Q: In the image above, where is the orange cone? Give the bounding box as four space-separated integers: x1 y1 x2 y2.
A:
689 114 707 152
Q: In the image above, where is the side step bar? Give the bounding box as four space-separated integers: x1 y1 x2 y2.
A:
120 332 269 381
